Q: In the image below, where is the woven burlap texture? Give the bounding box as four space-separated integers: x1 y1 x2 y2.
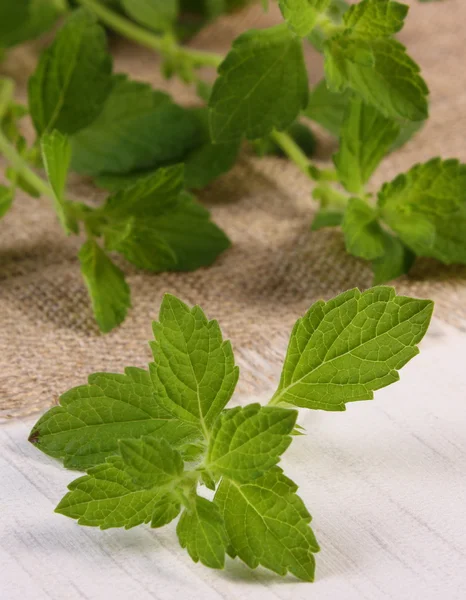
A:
1 0 465 418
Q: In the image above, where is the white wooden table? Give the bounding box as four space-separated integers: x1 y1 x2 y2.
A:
1 317 466 600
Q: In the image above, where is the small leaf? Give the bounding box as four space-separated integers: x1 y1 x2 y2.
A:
41 130 76 234
311 185 347 230
78 239 131 333
334 98 400 193
342 197 385 260
372 231 415 285
207 404 297 482
271 286 434 411
344 0 409 39
279 0 331 37
28 8 113 136
150 294 239 435
304 79 351 137
28 367 199 469
209 24 308 142
177 496 228 569
324 35 429 122
215 468 319 581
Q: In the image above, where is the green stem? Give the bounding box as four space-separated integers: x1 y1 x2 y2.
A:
0 130 52 198
270 130 312 178
76 0 223 68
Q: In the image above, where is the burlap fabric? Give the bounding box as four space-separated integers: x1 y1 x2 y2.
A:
1 1 465 418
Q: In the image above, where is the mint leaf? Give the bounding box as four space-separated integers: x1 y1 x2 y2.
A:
56 436 184 529
311 185 347 230
71 75 201 177
0 1 29 46
324 35 428 122
207 404 297 482
342 197 385 260
304 79 351 137
334 98 400 193
344 0 408 39
372 231 415 285
378 158 466 264
215 468 319 581
151 494 181 528
1 0 61 48
209 24 308 142
28 367 199 469
78 239 131 333
41 130 76 234
0 184 14 219
177 496 228 569
279 0 330 37
150 294 239 436
271 286 433 411
101 167 230 271
121 0 178 31
118 436 183 488
28 8 112 136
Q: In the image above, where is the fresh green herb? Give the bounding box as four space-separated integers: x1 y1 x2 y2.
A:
0 0 460 333
29 287 434 580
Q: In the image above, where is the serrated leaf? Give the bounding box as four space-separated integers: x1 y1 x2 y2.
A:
334 98 400 193
150 294 239 436
101 167 230 271
119 436 184 488
215 468 319 581
344 0 408 39
372 231 415 285
342 197 386 260
177 496 228 569
271 286 433 411
71 75 201 177
207 404 297 482
41 130 76 234
121 0 178 32
304 79 351 137
56 436 185 529
78 239 131 333
324 35 428 122
378 158 466 264
28 8 113 136
279 0 330 37
28 367 199 469
209 24 308 142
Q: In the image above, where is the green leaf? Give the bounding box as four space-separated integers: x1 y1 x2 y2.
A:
344 0 409 39
41 130 76 234
121 0 178 31
55 436 184 529
0 1 29 46
324 35 429 122
1 0 62 48
209 24 308 142
253 121 316 158
304 79 351 137
150 294 239 435
101 167 231 271
28 367 199 469
119 436 184 488
279 0 330 37
28 8 113 136
71 76 201 177
372 231 415 285
151 494 181 528
0 185 14 219
207 404 297 482
378 158 466 264
333 98 400 193
271 286 434 411
215 468 319 581
78 239 131 333
342 197 385 260
311 185 347 230
177 496 228 569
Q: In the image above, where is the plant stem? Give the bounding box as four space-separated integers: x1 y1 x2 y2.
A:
76 0 223 68
0 130 52 199
270 130 313 178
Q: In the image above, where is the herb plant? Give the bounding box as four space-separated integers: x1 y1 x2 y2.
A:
29 286 433 580
0 0 462 333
